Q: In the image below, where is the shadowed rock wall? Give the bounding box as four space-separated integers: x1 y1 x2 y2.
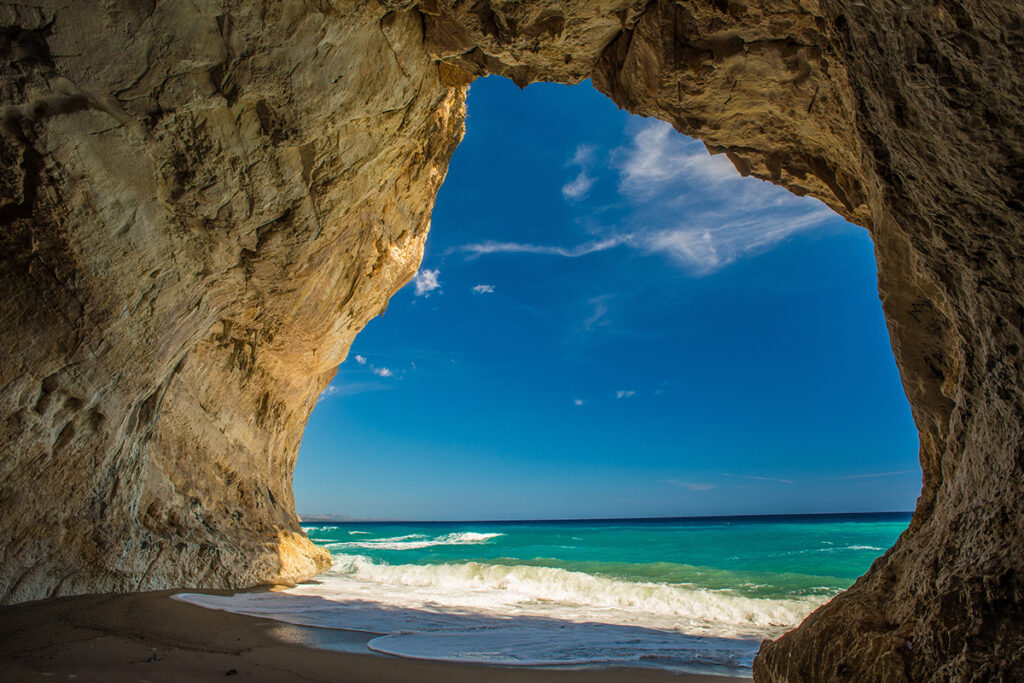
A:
0 0 464 599
1 1 1021 680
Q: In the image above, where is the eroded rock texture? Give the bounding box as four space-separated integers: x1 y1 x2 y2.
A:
1 1 1021 680
0 1 464 599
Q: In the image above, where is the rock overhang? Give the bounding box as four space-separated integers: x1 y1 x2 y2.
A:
1 1 1022 679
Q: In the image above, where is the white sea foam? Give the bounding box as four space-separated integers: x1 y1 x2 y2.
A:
327 532 504 551
176 551 830 675
778 544 886 556
325 554 823 634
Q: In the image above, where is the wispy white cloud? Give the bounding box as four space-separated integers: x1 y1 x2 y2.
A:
449 237 627 259
723 473 796 485
472 284 495 294
562 170 595 200
613 120 837 273
632 207 836 274
640 229 722 272
448 121 838 276
354 354 367 365
616 390 635 399
570 143 597 166
318 381 390 401
583 295 611 332
562 144 598 200
318 385 341 402
837 470 918 480
412 268 441 296
665 479 716 492
745 475 795 484
618 122 737 192
372 367 393 378
574 399 585 406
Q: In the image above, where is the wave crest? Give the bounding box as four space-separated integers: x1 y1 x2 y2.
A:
327 532 504 551
328 554 826 632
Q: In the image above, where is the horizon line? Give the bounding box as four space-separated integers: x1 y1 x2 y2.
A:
298 510 914 525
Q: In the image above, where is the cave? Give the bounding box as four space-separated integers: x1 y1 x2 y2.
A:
1 1 1022 680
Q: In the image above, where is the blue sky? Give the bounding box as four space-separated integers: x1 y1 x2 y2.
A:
294 77 921 521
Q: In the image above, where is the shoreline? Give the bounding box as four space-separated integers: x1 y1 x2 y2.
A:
0 589 739 681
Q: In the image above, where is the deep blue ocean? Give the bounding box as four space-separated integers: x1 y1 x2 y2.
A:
179 513 910 677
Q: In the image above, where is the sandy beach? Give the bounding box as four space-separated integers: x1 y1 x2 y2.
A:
0 589 735 682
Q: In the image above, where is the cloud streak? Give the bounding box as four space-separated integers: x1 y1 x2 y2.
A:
633 207 836 274
318 382 390 401
837 470 918 480
448 120 839 276
614 120 838 273
472 284 495 294
583 295 611 333
721 473 796 485
562 170 595 199
744 475 796 485
570 144 597 166
618 122 736 192
562 143 598 200
665 479 716 492
449 237 627 259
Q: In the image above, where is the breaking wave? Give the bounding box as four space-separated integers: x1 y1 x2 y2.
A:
327 553 826 633
326 532 504 551
175 553 825 674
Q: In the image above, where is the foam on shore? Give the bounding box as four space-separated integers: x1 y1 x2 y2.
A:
176 551 827 676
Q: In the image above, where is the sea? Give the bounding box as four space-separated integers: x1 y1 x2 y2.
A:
177 512 910 678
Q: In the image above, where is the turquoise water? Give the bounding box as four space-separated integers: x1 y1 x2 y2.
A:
304 513 907 600
179 513 909 676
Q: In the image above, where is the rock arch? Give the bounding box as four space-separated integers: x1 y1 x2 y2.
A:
1 1 1021 679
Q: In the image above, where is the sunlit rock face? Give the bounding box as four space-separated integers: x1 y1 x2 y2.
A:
1 1 1021 679
0 1 464 600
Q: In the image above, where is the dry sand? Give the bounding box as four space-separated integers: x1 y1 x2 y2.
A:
0 589 737 681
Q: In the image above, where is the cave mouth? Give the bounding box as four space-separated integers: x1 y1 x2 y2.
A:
280 75 922 674
296 75 921 526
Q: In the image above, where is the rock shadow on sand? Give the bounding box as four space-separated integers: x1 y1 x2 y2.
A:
175 591 761 677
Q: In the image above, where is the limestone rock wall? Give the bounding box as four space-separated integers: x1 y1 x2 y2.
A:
752 3 1024 680
1 0 1022 680
0 0 464 600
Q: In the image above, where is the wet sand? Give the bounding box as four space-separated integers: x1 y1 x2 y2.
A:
0 589 738 681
